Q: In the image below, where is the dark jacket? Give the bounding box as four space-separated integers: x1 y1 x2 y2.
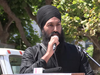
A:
20 42 94 75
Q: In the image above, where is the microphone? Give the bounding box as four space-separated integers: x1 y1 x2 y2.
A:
77 46 100 67
52 35 59 51
53 43 56 50
83 49 100 67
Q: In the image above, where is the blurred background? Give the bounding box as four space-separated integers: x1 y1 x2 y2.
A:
0 0 100 74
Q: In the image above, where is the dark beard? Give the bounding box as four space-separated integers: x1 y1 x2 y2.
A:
42 29 65 66
42 29 65 47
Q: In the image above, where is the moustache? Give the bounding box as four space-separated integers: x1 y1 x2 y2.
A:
49 31 60 37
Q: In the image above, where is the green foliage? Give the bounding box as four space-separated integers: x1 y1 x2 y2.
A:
53 0 100 44
7 19 41 50
7 24 41 50
1 0 100 52
0 0 45 50
86 45 93 57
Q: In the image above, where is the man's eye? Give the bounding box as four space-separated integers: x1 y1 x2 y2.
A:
57 24 60 26
49 25 53 27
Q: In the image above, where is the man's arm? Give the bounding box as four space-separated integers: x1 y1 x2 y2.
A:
20 36 59 73
20 46 46 73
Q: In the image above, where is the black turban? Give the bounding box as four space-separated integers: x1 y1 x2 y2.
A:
37 5 61 30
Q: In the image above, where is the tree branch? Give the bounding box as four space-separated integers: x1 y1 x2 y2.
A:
45 0 53 5
24 4 37 22
77 31 100 50
4 16 13 31
24 4 40 28
87 35 100 50
0 21 3 32
0 0 31 47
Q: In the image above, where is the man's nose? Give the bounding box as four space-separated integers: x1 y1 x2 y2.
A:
54 26 58 31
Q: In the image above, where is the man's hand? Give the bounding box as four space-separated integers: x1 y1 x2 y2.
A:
41 35 59 63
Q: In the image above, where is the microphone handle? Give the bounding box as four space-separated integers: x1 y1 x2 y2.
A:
83 50 100 67
77 46 100 67
53 43 56 51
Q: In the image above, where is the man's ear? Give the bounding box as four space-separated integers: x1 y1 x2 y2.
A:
41 28 44 33
42 30 43 33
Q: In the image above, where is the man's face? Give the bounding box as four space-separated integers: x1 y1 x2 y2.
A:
43 17 62 37
42 17 64 46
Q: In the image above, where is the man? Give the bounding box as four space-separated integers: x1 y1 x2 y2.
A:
20 5 94 75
